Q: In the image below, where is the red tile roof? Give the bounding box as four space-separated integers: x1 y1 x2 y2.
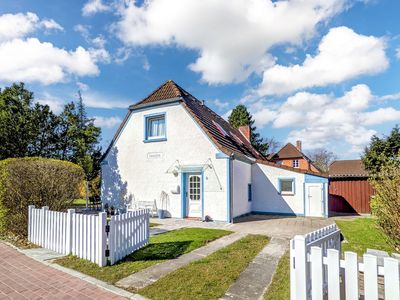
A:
103 80 264 160
329 160 369 178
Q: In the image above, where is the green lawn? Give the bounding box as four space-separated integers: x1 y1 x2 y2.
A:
264 252 290 300
55 228 231 284
335 217 395 255
149 222 160 227
72 198 87 206
139 235 269 300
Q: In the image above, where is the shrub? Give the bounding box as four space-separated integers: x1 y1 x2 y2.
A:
0 157 84 238
370 161 400 250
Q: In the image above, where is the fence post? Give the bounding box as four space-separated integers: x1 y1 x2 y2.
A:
41 206 49 248
293 235 307 300
97 212 107 267
28 205 35 243
66 209 75 255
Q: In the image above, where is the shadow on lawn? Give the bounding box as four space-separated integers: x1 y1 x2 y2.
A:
123 241 192 262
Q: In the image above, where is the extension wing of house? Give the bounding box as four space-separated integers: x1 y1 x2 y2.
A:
328 159 373 214
269 142 321 173
101 80 329 221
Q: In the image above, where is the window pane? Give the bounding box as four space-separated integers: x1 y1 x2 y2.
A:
147 115 166 138
281 180 293 192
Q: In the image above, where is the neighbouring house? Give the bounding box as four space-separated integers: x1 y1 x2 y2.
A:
101 80 328 222
328 160 374 215
268 142 321 173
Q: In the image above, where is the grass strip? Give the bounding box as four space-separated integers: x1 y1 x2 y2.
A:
55 227 231 284
139 234 269 300
335 218 395 255
263 251 290 300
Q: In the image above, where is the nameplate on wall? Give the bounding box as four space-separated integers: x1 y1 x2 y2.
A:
147 152 164 160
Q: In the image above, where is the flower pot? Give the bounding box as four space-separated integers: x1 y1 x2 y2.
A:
157 209 165 219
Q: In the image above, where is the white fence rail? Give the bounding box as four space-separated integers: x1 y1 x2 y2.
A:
290 224 400 300
28 205 150 267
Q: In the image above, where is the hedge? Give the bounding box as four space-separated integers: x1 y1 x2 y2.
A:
0 157 84 238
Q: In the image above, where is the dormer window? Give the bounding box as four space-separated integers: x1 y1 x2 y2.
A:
144 113 166 142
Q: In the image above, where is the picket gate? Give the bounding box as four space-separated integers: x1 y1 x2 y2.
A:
290 224 400 300
28 205 150 267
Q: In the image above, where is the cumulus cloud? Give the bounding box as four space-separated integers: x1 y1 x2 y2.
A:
0 13 107 85
213 99 229 110
259 27 388 95
0 38 100 85
36 93 65 114
250 84 400 153
0 12 62 42
93 116 122 128
114 0 345 84
82 0 111 16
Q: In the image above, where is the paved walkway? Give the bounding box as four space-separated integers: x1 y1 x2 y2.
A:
116 232 246 290
221 237 288 300
0 242 126 300
152 214 334 239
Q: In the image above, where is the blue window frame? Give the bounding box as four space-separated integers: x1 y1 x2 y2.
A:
144 113 166 142
248 184 252 202
278 178 295 195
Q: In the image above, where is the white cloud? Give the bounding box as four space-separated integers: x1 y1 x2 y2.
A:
213 99 229 110
0 38 100 85
93 116 122 128
36 92 65 114
82 0 111 16
396 48 400 59
250 84 400 153
41 19 64 31
259 27 388 95
77 81 89 91
0 12 62 42
114 0 345 84
82 92 131 109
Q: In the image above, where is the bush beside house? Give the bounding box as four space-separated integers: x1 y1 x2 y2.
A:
0 157 84 238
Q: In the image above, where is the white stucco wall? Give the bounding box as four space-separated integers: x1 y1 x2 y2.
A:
232 159 252 218
101 102 228 221
251 163 305 215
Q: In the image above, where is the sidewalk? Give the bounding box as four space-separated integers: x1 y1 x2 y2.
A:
0 242 127 300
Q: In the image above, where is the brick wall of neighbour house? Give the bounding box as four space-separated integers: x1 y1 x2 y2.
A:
328 178 374 214
279 158 319 172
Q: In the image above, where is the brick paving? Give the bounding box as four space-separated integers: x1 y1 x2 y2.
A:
0 243 126 300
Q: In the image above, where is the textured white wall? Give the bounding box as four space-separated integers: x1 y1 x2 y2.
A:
252 163 305 215
232 159 252 218
101 103 228 221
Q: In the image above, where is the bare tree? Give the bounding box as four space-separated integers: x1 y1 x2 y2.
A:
265 137 281 155
307 148 337 172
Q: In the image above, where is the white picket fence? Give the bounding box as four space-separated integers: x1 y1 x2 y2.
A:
290 224 400 300
28 205 150 267
109 210 150 265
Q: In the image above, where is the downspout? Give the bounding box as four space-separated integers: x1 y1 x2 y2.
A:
228 154 234 223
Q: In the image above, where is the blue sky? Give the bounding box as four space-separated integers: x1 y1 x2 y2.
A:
0 0 399 158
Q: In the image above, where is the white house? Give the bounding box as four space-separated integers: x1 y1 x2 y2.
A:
101 80 328 222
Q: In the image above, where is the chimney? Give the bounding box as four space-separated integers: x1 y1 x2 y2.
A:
296 140 302 151
239 125 251 141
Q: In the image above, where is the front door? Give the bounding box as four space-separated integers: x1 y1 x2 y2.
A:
306 184 323 217
186 174 202 218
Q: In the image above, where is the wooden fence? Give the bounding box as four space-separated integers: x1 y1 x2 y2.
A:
28 206 150 267
290 224 400 300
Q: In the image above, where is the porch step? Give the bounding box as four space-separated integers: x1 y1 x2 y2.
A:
115 232 246 290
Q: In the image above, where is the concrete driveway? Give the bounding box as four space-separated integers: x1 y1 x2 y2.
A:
151 214 334 239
